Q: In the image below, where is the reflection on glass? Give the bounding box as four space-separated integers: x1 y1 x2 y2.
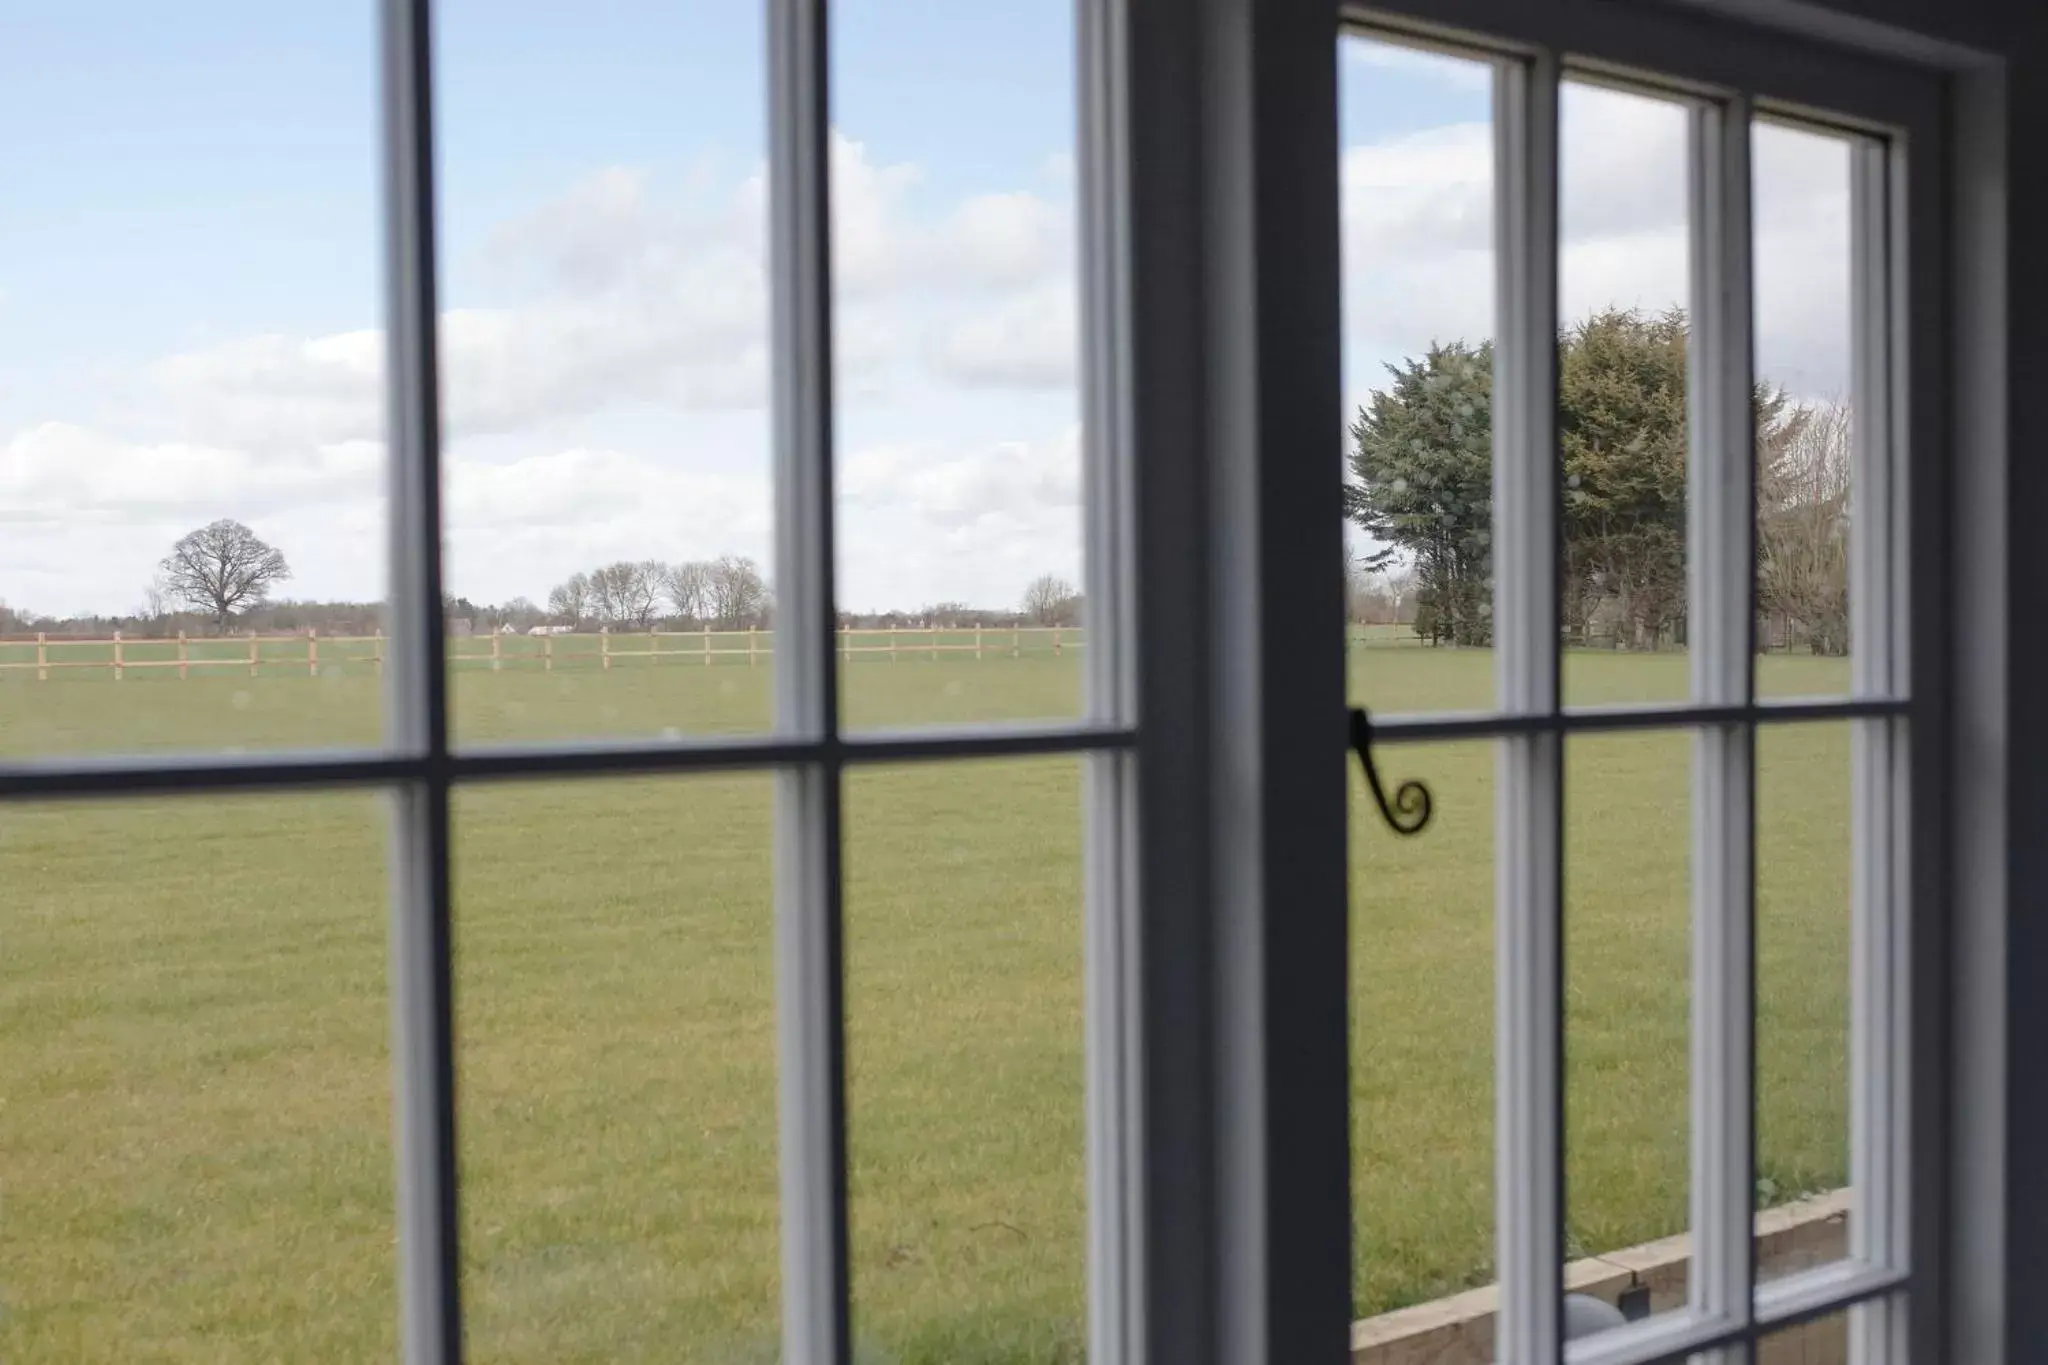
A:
1563 732 1690 1324
1755 723 1851 1286
1757 1303 1858 1364
1350 740 1493 1317
0 795 392 1359
831 1 1086 729
1557 83 1691 706
0 6 385 757
1340 36 1497 716
436 0 774 744
455 775 778 1360
1754 123 1855 700
845 758 1085 1362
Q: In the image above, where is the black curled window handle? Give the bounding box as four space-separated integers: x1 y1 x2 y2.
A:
1349 706 1433 837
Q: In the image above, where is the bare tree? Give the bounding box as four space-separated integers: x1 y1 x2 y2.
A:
159 520 292 627
1383 568 1417 625
141 575 171 625
661 560 712 622
706 555 770 628
1757 399 1851 655
547 571 592 626
1022 573 1081 627
587 561 663 627
0 600 31 635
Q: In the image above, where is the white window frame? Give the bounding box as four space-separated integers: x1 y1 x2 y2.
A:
0 1 2007 1364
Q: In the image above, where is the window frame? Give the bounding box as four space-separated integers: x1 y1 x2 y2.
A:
0 2 2000 1365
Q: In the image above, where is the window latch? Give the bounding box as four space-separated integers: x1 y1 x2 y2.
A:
1349 706 1433 836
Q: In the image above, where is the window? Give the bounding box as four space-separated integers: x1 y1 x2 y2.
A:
1328 5 1938 1363
0 1 1989 1364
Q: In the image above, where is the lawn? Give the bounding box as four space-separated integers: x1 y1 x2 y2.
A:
0 645 1854 1361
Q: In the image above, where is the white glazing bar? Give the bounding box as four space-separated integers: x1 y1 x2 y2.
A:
767 0 851 1360
379 0 461 1361
1846 136 1910 1365
1492 48 1564 1365
1684 95 1757 1355
1076 0 1142 1359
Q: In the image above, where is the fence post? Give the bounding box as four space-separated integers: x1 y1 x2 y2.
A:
749 625 758 666
374 628 385 678
37 631 47 682
178 630 189 680
309 627 320 677
602 627 611 671
1013 626 1021 658
930 626 939 661
491 629 502 673
975 624 984 660
113 630 124 682
889 628 898 663
544 633 554 672
249 630 259 678
1053 627 1063 656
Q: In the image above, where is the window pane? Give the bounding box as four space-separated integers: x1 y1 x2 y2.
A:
1558 84 1691 706
0 794 392 1358
1758 1301 1860 1364
1339 36 1496 714
1755 722 1851 1286
454 774 777 1359
0 5 385 758
1754 123 1854 698
845 757 1085 1360
1350 741 1494 1321
436 1 775 745
1563 731 1691 1336
831 3 1086 729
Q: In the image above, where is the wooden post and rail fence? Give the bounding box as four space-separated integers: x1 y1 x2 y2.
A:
0 625 1098 682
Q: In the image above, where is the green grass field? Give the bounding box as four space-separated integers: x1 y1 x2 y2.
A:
0 646 1854 1362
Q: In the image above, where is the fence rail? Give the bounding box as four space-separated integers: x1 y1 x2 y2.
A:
0 626 1099 681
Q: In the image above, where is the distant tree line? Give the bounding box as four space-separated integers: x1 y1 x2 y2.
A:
538 556 773 631
2 516 1089 643
1348 308 1852 654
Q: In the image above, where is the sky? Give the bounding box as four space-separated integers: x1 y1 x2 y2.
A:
0 3 1852 619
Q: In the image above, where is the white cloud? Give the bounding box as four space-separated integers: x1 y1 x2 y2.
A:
1341 35 1493 92
925 283 1076 390
838 427 1081 611
1340 98 1854 401
1 103 1853 619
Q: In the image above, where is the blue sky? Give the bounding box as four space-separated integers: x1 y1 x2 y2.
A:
0 5 1850 618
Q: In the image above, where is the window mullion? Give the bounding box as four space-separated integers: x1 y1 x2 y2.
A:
1076 0 1141 1358
1685 93 1759 1352
1847 135 1910 1365
379 0 461 1361
766 0 851 1361
1492 47 1565 1365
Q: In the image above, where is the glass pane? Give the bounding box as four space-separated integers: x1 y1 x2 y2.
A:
0 6 385 757
1758 1302 1859 1364
435 1 775 745
1558 83 1692 706
1754 122 1854 699
455 774 777 1360
0 794 392 1358
845 757 1085 1361
1755 722 1851 1285
1339 35 1496 714
1562 731 1691 1337
1349 739 1494 1326
831 3 1085 729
